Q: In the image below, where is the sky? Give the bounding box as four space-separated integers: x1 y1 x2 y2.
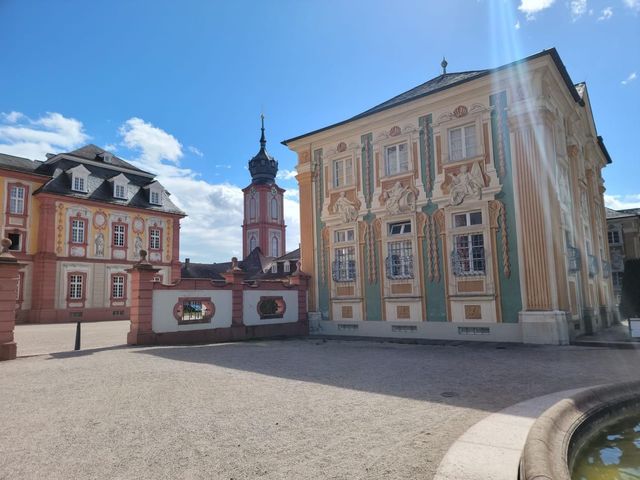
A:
0 0 638 263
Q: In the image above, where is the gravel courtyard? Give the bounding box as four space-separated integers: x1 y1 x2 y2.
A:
1 338 639 480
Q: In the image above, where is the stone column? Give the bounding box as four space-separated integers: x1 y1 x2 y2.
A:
127 250 160 345
30 198 57 323
296 157 316 312
0 239 23 361
170 216 181 283
221 258 246 330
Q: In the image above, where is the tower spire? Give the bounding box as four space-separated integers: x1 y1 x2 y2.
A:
260 113 266 148
441 56 448 75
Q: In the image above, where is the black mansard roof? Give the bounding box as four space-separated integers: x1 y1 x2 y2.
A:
0 144 184 215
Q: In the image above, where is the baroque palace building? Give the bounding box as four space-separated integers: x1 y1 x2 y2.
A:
0 144 184 323
284 48 614 344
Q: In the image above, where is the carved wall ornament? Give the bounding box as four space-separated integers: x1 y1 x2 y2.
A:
567 144 579 160
94 232 105 257
337 142 347 153
56 203 65 254
93 210 107 230
389 126 401 137
363 136 372 206
432 209 444 282
421 123 432 193
448 162 484 206
367 222 376 283
488 200 511 278
321 226 330 283
495 97 507 179
332 191 359 223
453 105 468 118
134 236 143 259
382 181 416 215
132 216 145 234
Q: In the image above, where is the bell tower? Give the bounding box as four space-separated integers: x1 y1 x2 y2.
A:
242 115 286 258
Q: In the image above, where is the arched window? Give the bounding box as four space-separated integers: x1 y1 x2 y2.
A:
271 235 279 257
249 197 257 221
270 197 278 220
249 235 257 253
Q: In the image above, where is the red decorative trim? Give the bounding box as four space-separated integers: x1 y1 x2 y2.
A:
93 210 108 229
173 297 215 324
109 272 128 304
16 271 25 306
111 221 128 259
148 226 163 251
66 271 87 308
68 214 88 258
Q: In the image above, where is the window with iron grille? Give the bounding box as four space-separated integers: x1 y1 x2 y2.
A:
332 246 356 281
112 275 125 299
452 234 485 276
182 300 205 321
69 274 83 299
386 240 413 279
567 246 581 273
612 271 624 289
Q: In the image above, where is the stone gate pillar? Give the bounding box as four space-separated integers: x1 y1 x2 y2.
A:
127 250 160 346
0 239 22 361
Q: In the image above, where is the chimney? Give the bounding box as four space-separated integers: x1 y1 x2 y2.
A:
184 258 190 267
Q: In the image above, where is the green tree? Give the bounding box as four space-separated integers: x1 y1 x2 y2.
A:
620 259 640 319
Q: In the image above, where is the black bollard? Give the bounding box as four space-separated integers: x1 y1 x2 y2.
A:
74 321 81 351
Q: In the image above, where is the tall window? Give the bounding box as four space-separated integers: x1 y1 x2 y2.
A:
448 124 477 162
114 183 126 199
453 234 485 275
9 186 25 214
333 158 353 187
271 235 279 257
111 275 125 299
249 197 257 220
149 228 161 250
385 221 413 279
384 143 409 176
249 235 257 252
113 224 126 247
333 246 356 281
608 230 621 245
69 274 83 300
71 219 86 244
271 198 278 220
73 176 86 192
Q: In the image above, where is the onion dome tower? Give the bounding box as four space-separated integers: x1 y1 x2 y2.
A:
242 116 286 258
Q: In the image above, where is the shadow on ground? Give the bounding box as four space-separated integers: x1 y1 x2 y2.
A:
134 338 640 415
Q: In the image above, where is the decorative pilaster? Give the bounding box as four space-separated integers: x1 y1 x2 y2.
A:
127 250 160 345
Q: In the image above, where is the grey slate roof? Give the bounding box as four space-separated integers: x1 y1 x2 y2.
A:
282 48 585 145
61 144 150 174
0 153 43 175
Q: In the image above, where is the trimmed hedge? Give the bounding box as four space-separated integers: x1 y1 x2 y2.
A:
620 258 640 319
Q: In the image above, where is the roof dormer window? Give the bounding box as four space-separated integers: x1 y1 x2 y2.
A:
110 173 129 200
68 165 91 193
150 189 161 205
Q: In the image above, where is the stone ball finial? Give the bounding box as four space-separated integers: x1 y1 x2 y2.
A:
1 238 11 253
441 56 448 74
139 249 148 263
231 256 240 271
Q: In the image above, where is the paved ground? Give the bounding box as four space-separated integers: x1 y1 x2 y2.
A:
14 321 129 357
1 338 639 479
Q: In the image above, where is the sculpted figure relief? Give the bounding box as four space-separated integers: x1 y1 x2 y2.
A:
448 162 484 206
134 236 143 258
384 181 416 215
333 191 358 223
95 232 104 257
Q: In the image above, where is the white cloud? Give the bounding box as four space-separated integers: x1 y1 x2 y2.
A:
515 20 521 29
598 6 613 19
103 143 117 152
284 189 299 200
518 0 556 18
621 72 637 85
0 111 89 159
570 0 588 20
623 0 640 11
605 194 640 210
188 145 203 157
118 118 300 263
276 168 297 181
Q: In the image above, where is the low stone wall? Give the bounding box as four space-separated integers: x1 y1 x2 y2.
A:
520 380 640 480
127 254 309 346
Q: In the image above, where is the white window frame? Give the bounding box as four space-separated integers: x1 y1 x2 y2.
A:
150 189 162 205
112 275 125 299
72 175 87 193
114 183 127 200
608 230 621 245
386 240 413 279
113 224 126 247
69 274 83 300
284 261 290 273
334 229 355 243
9 186 25 214
384 142 409 177
271 264 278 274
453 232 486 276
448 123 478 163
149 228 161 250
333 157 354 188
453 211 482 228
71 218 86 244
271 235 279 257
333 246 356 282
389 221 411 235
